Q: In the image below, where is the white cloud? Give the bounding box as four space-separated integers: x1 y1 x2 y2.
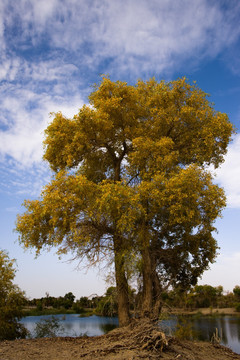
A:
0 158 51 198
0 0 239 197
2 0 240 76
24 61 78 83
0 83 84 167
0 56 78 83
62 0 240 76
0 57 22 82
214 134 240 208
0 2 5 53
0 57 83 196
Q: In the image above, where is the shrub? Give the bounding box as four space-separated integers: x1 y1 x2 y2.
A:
0 249 28 340
34 316 64 338
95 287 118 317
235 303 240 312
174 316 195 340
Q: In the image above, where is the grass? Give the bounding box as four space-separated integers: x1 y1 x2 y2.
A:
22 307 77 316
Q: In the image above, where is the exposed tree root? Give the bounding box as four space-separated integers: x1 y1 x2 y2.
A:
1 322 239 360
79 318 169 358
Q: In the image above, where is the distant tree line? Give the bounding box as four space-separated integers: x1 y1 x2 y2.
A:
24 284 240 315
162 285 240 311
27 292 76 311
1 246 240 342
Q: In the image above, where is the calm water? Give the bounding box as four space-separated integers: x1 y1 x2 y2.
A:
160 315 240 355
20 314 240 354
20 314 119 337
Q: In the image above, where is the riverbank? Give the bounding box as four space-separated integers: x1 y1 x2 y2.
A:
22 307 95 317
1 319 240 360
23 306 239 317
166 307 239 316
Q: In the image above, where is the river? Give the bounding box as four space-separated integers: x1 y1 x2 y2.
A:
20 314 119 337
20 314 240 354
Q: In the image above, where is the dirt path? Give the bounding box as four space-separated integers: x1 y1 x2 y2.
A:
1 319 239 360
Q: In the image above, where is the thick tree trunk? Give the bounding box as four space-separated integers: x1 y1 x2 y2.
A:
141 243 162 319
141 244 153 317
114 236 130 327
152 269 162 319
112 159 130 327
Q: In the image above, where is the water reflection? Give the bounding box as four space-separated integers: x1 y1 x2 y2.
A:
228 317 240 340
21 314 119 338
20 314 240 354
190 316 228 342
159 315 240 354
100 323 118 333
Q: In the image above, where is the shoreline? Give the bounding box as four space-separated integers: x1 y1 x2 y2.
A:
1 319 240 360
23 306 239 317
165 307 239 316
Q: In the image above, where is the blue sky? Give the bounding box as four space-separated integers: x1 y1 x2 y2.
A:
1 0 240 299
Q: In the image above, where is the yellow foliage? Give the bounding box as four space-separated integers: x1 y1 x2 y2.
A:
16 76 233 287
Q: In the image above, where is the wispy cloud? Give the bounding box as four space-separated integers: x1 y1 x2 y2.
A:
6 206 20 213
0 159 51 199
91 0 240 77
1 0 240 198
214 134 240 208
0 79 84 166
2 0 240 77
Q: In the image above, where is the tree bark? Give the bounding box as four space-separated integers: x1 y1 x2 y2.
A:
141 244 153 317
141 243 162 319
111 153 130 327
152 269 162 319
114 236 130 327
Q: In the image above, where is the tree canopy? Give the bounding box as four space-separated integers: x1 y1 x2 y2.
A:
16 77 233 326
0 249 28 340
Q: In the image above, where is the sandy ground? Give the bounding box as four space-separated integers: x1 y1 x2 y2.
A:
1 319 240 360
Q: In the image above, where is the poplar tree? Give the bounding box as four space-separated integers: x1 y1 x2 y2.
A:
16 77 233 325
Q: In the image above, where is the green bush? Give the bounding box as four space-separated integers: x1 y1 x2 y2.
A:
0 249 28 340
95 287 118 316
174 316 195 340
235 303 240 312
34 316 64 338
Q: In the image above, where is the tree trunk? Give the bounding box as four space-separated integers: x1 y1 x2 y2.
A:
152 269 162 319
141 244 153 317
141 244 163 319
114 236 130 327
112 158 130 327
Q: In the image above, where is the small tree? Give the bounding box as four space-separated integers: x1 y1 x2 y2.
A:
233 286 240 312
63 292 75 309
96 287 118 317
0 249 28 340
233 286 240 299
79 296 90 308
192 285 218 308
